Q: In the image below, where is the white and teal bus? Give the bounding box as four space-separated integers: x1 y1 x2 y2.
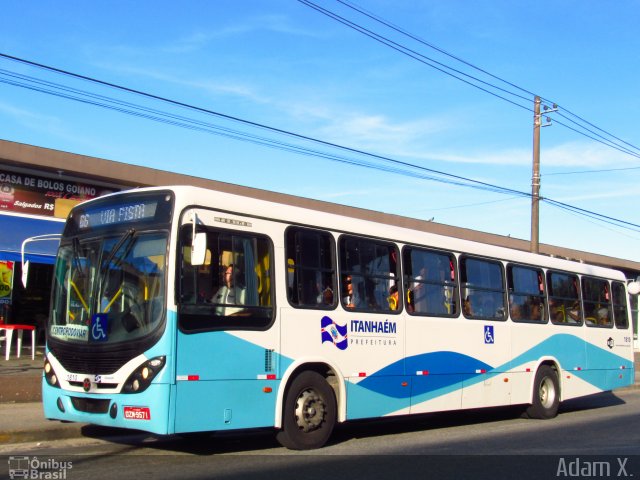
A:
43 186 638 449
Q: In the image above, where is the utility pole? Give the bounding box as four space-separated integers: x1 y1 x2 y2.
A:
530 96 541 254
530 96 557 254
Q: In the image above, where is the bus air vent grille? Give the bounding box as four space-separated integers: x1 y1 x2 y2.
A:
264 349 274 372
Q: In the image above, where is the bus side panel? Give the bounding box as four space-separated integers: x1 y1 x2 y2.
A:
174 379 280 432
279 308 409 420
514 330 623 403
508 323 554 405
174 330 282 433
407 317 512 413
460 320 512 409
584 324 635 392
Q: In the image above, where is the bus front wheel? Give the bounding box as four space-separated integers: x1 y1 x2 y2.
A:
276 371 336 450
526 365 560 419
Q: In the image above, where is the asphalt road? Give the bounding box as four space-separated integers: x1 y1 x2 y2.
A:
2 389 639 480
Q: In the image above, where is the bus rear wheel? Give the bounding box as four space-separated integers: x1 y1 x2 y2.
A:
526 365 560 419
276 371 336 450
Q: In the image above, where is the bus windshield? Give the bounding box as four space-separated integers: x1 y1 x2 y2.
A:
50 232 168 345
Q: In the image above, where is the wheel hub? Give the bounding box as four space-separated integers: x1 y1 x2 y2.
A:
539 377 555 408
295 388 326 432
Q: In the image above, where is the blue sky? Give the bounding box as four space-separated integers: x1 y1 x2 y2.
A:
1 0 639 262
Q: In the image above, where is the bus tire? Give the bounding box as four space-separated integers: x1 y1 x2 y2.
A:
526 365 560 419
276 371 336 450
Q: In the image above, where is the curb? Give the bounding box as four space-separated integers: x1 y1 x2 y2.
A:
0 423 86 445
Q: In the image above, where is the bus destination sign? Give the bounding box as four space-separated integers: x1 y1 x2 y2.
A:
77 201 158 230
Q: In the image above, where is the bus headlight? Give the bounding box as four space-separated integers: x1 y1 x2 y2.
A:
44 356 60 389
122 356 166 394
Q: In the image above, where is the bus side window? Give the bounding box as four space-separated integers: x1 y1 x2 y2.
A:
507 264 546 323
403 247 458 317
460 256 506 321
339 236 400 313
582 277 612 327
285 227 336 309
178 225 274 331
547 271 582 325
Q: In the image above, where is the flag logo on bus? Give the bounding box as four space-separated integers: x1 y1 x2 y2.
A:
321 316 348 350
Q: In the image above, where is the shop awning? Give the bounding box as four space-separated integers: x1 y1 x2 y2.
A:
0 213 64 264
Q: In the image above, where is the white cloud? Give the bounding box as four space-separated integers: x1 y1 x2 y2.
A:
163 15 320 53
397 140 638 169
545 185 640 204
93 62 268 105
541 141 636 168
315 113 454 152
0 101 65 134
317 188 379 200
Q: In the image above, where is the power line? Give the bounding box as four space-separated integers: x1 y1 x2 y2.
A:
553 113 640 159
412 195 526 213
298 0 533 111
0 52 531 198
0 67 525 198
1 52 639 233
336 0 538 99
339 0 640 155
543 197 640 232
548 104 640 155
301 0 640 160
544 166 640 176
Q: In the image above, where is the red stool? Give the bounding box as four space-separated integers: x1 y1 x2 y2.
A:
0 325 36 360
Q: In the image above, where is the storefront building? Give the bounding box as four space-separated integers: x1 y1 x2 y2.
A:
0 157 126 330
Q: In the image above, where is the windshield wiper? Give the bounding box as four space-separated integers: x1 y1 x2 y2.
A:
100 228 136 274
72 237 85 277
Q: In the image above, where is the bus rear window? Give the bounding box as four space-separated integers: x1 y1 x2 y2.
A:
611 281 629 329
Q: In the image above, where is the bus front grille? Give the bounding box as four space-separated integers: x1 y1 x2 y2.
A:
50 347 138 375
70 397 111 414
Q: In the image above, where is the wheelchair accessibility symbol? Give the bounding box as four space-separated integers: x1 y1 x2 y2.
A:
91 314 108 342
484 325 495 344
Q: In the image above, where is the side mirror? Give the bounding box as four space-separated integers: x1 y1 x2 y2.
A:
21 234 61 287
191 232 207 266
628 281 640 296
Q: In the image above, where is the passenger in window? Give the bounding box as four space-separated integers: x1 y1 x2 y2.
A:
510 302 522 320
597 307 610 326
317 284 334 306
343 275 358 309
463 296 473 316
567 302 581 323
549 299 565 323
212 264 246 316
529 300 543 322
388 284 399 311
